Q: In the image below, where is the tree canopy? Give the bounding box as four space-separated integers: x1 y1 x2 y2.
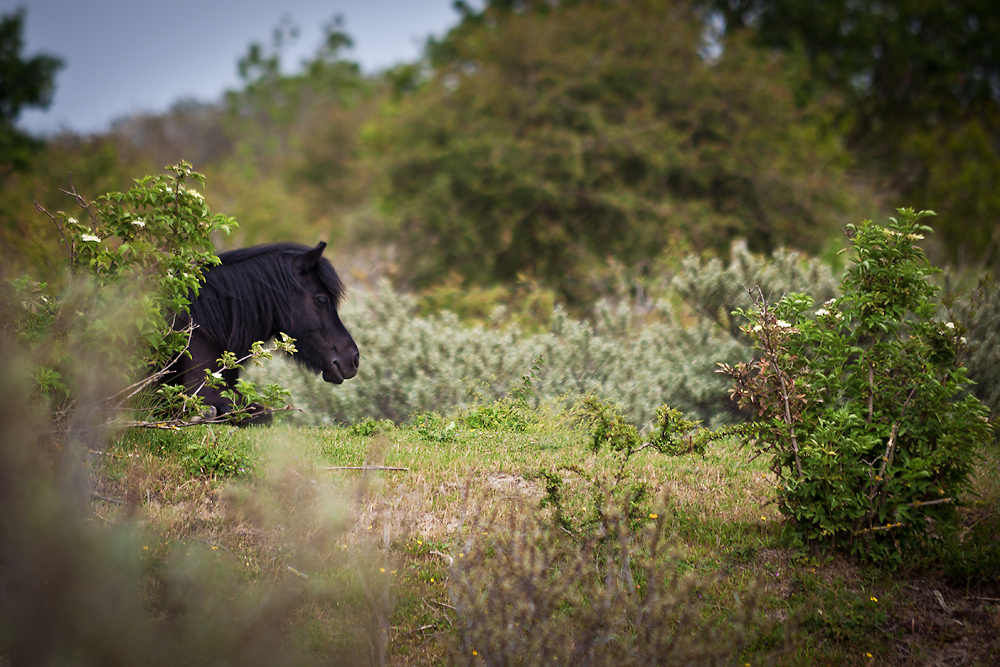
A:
0 9 63 175
366 0 865 302
711 0 1000 266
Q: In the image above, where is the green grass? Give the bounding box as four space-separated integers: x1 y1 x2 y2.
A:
81 412 1000 666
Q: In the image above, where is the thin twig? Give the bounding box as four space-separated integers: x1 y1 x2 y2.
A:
91 492 124 504
853 521 906 536
905 497 955 508
747 285 803 478
324 465 410 472
120 404 302 430
424 598 456 612
867 387 919 524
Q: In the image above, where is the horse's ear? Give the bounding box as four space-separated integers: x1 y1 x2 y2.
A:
296 242 327 273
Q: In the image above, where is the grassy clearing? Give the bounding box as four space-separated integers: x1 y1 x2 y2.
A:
80 410 1000 666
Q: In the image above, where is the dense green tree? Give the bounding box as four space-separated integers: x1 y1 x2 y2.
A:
366 0 869 302
0 8 63 175
711 0 1000 266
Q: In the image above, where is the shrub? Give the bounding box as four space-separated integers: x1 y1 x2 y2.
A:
447 497 756 666
4 162 292 428
719 209 995 564
0 333 391 665
251 243 840 429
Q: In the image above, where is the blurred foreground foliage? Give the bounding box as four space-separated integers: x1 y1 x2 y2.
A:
0 335 393 665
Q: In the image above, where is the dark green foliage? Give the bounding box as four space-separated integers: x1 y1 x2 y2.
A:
0 8 63 172
720 0 1000 124
649 405 709 456
583 395 644 456
713 0 1000 267
721 209 995 564
368 0 861 302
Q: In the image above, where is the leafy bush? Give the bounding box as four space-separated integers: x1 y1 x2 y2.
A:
4 162 293 428
250 244 840 429
719 209 995 563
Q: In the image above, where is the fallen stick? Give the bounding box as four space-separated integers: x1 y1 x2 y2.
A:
324 465 410 472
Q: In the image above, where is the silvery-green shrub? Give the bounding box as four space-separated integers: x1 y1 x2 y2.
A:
251 244 841 428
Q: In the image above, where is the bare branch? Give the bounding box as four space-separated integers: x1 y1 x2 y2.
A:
324 465 410 472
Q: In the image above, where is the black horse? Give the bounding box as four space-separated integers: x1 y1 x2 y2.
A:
171 242 359 425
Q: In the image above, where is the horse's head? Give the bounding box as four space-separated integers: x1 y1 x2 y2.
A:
290 242 360 384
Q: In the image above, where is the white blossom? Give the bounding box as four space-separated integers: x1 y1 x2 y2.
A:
131 218 146 228
880 228 924 241
776 320 791 328
81 234 100 243
815 308 829 317
945 322 955 330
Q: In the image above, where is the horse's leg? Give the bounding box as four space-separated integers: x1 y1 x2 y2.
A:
181 331 235 419
179 330 272 426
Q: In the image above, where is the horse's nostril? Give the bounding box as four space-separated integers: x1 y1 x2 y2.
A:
352 352 360 369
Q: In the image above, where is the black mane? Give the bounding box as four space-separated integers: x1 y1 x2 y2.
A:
189 243 345 352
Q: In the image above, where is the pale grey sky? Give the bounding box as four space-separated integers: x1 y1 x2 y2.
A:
8 0 472 135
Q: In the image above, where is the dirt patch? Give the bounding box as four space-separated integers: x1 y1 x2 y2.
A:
885 580 1000 666
483 472 543 500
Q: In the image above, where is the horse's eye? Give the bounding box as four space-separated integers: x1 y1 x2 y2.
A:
313 295 329 307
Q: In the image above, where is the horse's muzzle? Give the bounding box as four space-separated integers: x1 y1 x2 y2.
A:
324 350 359 384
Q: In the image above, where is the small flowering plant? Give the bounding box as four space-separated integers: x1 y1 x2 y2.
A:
718 209 994 564
62 162 236 356
22 162 237 396
15 162 295 428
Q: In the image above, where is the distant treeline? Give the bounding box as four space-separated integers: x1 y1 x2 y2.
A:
3 0 999 299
